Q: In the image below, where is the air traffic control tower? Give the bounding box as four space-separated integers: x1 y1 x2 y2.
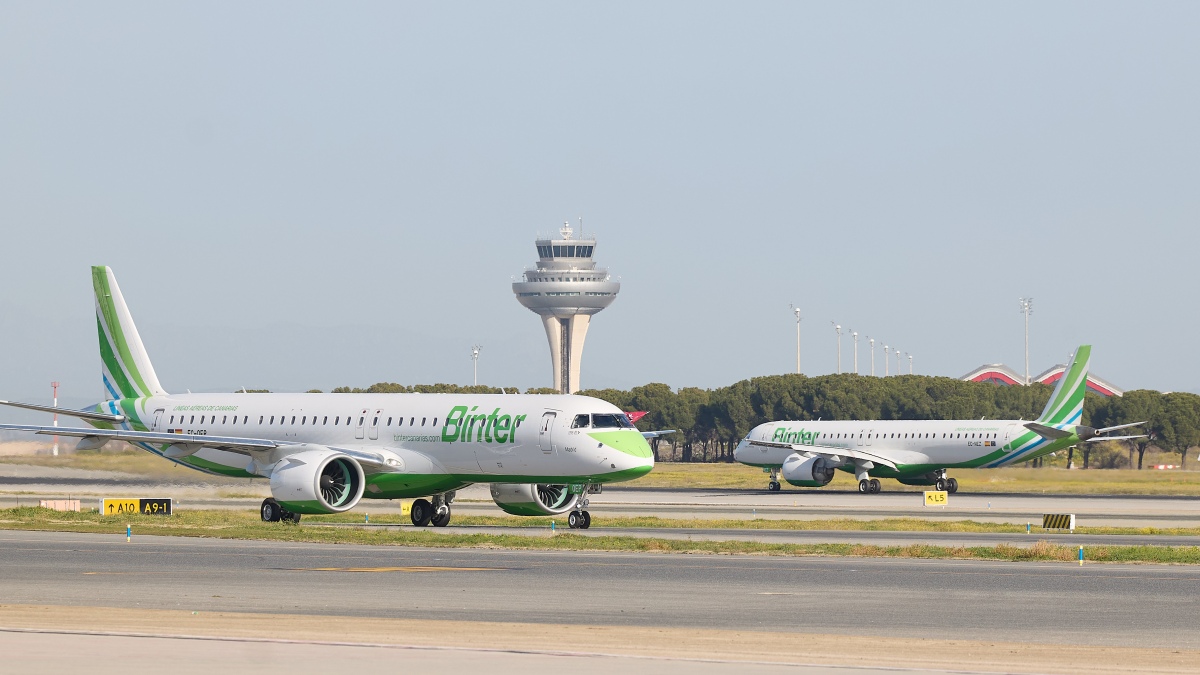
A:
513 222 620 393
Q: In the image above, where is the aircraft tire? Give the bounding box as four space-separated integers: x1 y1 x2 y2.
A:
581 511 591 529
411 499 433 527
568 511 582 529
858 479 870 494
768 481 781 492
261 498 282 523
935 477 947 491
869 479 881 493
947 478 958 494
431 506 451 527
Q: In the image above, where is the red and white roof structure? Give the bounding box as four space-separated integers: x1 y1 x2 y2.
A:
960 364 1123 397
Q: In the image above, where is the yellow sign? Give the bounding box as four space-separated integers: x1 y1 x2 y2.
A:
100 498 173 516
924 490 948 506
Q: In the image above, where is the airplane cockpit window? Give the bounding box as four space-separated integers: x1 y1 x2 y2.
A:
591 413 634 429
571 414 590 428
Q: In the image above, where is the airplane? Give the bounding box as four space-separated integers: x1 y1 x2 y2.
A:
0 267 655 528
733 345 1144 494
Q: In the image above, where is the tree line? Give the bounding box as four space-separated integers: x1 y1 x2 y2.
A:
249 375 1200 468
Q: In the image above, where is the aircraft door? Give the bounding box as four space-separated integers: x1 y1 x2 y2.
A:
857 430 864 447
368 409 383 440
866 429 873 446
355 408 368 440
152 409 165 431
538 412 557 454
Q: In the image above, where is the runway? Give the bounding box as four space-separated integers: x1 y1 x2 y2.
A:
2 530 1198 647
3 530 1200 673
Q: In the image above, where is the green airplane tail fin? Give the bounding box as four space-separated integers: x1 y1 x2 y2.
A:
1036 345 1091 426
93 266 167 400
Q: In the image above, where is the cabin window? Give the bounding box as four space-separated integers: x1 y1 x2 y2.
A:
358 417 365 426
410 417 415 426
232 416 237 425
334 416 339 425
323 416 328 425
222 416 227 424
346 416 351 425
270 416 275 424
432 417 437 426
170 416 175 424
291 416 296 424
372 417 378 426
301 416 306 424
259 416 264 424
421 417 427 426
398 418 404 427
387 417 392 426
189 415 194 424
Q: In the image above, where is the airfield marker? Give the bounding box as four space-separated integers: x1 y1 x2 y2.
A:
126 524 131 543
1079 546 1084 566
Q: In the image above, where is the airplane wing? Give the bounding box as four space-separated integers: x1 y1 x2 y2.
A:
0 400 125 424
746 439 898 470
641 429 676 439
0 423 406 474
0 423 278 454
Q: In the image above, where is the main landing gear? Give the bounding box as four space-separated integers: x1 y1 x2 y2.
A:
766 467 781 492
260 498 301 523
857 478 882 494
934 471 959 494
411 491 456 527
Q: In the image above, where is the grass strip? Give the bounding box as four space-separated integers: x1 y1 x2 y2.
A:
305 512 1200 536
1 507 1198 564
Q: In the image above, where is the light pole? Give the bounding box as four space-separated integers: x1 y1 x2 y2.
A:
851 331 859 374
832 323 842 374
790 305 802 374
471 345 482 386
51 381 59 457
1019 297 1033 385
908 353 913 375
884 345 890 376
868 338 875 376
895 347 901 376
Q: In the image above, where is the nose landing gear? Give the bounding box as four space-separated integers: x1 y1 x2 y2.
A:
766 467 781 491
567 487 593 529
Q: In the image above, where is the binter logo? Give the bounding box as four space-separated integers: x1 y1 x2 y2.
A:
772 426 817 445
442 406 528 444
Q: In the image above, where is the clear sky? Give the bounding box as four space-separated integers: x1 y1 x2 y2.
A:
1 2 1197 409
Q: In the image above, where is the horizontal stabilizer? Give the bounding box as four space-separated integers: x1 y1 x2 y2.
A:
1084 434 1147 443
641 429 676 439
0 400 125 423
1024 422 1073 440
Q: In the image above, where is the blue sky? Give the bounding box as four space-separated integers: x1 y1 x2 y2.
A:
1 2 1197 408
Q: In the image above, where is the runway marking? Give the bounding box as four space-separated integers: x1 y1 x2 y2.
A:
287 566 504 573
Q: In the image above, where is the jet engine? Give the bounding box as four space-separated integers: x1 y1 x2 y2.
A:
490 483 578 516
269 447 366 514
781 453 836 487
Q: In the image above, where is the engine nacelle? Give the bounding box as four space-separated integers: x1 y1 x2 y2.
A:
490 483 578 516
781 453 836 487
269 447 366 514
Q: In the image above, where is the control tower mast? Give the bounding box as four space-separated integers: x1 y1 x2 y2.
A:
513 221 620 393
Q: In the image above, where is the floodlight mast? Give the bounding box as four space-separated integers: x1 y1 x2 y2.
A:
851 330 859 374
883 345 890 376
868 338 875 376
790 304 802 374
471 345 482 386
832 323 842 374
908 353 913 375
895 347 901 376
1019 297 1033 385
